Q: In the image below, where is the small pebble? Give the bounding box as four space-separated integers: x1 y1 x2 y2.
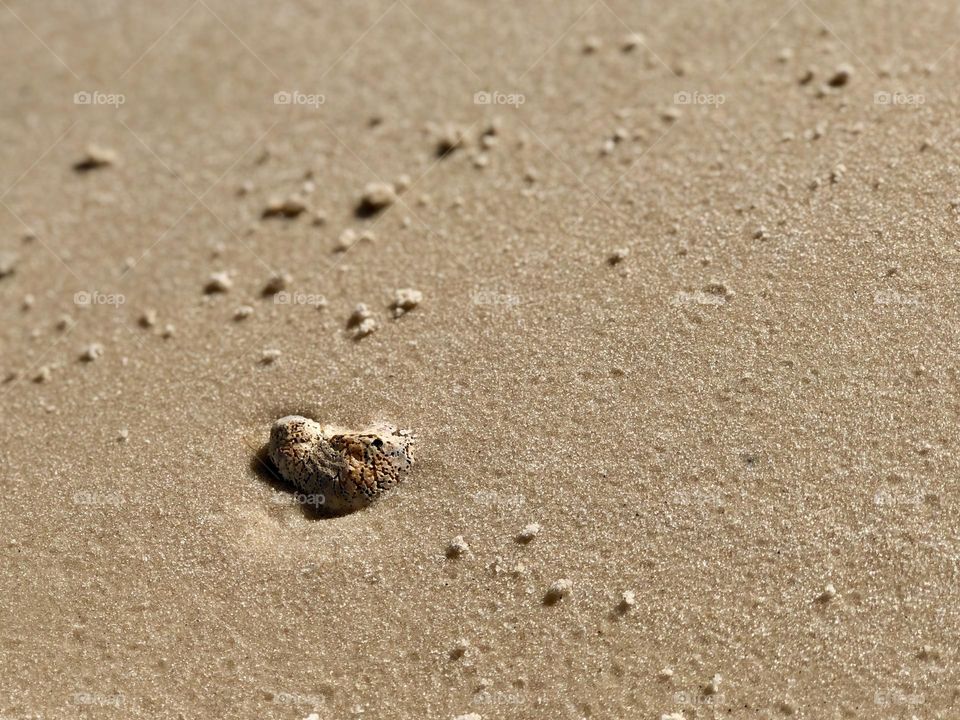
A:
827 63 854 87
334 228 357 253
74 144 118 171
263 271 292 296
234 305 254 320
139 309 157 328
544 578 573 604
81 343 104 362
263 194 308 218
817 583 838 602
449 638 470 660
608 248 629 265
56 315 74 332
0 252 17 278
348 303 372 327
34 366 52 383
205 271 233 293
354 317 377 339
705 674 722 695
161 324 175 339
658 667 674 680
619 590 636 610
390 288 422 318
516 523 541 543
622 32 645 52
446 535 470 559
22 294 34 311
582 36 601 54
358 181 397 215
261 348 281 364
117 428 129 443
436 123 468 156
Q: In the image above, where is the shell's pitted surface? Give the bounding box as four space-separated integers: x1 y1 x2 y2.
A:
267 415 415 514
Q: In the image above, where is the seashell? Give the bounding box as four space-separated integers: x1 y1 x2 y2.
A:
267 415 414 514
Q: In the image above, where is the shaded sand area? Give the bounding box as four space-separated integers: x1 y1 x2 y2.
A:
0 1 958 717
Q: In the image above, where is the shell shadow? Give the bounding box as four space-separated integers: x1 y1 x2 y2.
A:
249 443 345 520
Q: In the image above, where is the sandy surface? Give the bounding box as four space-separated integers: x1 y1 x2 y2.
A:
1 1 958 718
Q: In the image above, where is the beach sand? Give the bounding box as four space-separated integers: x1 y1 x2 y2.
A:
1 1 958 717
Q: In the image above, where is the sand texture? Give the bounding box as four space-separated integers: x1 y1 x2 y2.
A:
1 1 958 718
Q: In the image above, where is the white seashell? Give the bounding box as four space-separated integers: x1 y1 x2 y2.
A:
267 416 414 514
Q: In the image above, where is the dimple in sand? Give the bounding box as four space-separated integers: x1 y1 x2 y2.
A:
267 416 415 514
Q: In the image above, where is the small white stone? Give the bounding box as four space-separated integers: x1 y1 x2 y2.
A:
359 181 397 212
349 303 372 324
205 271 233 293
0 252 18 278
818 583 838 602
391 288 422 318
705 674 722 695
139 309 157 328
544 578 572 603
264 194 307 218
354 317 377 339
81 343 104 362
622 32 645 51
234 305 254 320
335 228 358 252
608 248 629 265
516 523 541 543
446 535 470 558
263 271 292 295
75 144 118 170
261 348 282 364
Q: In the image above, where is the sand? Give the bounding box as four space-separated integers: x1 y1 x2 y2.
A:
1 1 958 718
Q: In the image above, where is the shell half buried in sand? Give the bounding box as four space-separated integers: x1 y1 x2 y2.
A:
267 415 414 514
